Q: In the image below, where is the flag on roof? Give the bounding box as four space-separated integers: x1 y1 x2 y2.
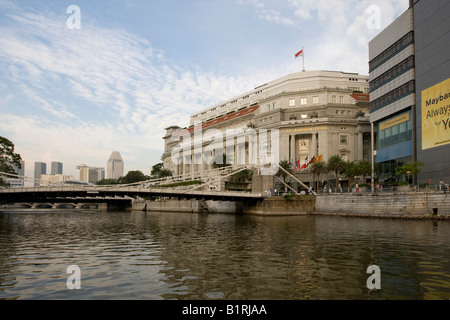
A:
295 49 304 59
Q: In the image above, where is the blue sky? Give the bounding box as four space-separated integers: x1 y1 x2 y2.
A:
0 0 409 180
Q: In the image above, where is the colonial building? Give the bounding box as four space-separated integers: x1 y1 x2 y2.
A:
162 70 371 189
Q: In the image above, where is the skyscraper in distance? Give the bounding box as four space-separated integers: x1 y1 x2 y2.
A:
107 151 124 180
34 162 46 187
51 162 63 175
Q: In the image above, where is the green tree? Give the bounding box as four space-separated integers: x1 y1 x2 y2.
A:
96 178 119 186
151 163 164 176
0 136 22 186
158 168 173 179
151 163 173 179
276 160 293 192
395 161 424 183
310 161 328 192
355 160 372 184
344 161 358 179
119 170 148 184
229 169 253 191
327 155 346 191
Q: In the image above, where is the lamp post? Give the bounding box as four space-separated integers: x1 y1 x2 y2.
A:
406 171 411 189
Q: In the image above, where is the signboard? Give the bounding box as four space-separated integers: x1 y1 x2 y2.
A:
421 78 450 150
380 112 410 131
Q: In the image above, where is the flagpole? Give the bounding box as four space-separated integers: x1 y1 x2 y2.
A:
302 46 305 72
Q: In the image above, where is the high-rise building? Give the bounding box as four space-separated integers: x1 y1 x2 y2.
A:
369 0 450 184
412 0 450 184
34 162 46 187
107 151 124 180
369 7 416 182
51 162 63 175
77 164 105 184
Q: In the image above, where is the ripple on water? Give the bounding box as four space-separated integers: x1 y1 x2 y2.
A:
1 211 450 299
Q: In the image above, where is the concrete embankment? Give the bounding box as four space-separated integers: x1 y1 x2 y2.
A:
241 196 315 216
132 192 450 219
314 192 450 219
132 199 240 214
132 196 315 216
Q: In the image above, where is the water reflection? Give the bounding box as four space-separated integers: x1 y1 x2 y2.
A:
0 210 449 300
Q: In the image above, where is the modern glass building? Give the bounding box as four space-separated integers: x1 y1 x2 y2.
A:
369 0 450 185
369 7 416 182
34 162 46 187
107 151 124 180
50 162 63 175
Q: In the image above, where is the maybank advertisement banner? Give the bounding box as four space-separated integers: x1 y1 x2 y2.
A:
422 78 450 150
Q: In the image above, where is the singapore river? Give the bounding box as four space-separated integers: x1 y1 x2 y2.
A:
0 209 449 300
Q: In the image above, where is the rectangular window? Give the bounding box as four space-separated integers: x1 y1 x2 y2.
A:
332 95 337 103
300 98 307 105
339 96 344 103
289 99 296 107
313 96 319 104
340 135 348 144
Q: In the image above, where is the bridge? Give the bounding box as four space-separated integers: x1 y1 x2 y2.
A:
0 168 265 211
0 162 313 210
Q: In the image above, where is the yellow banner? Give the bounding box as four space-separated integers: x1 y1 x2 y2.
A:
380 112 410 131
422 78 450 150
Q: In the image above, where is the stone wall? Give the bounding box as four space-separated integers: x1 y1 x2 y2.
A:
242 196 316 216
133 199 239 214
315 193 450 217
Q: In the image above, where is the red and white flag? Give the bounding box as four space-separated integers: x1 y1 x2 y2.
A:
301 156 308 170
295 49 304 59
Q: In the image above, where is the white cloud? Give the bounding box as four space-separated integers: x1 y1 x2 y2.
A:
236 0 296 26
0 1 410 178
0 4 282 177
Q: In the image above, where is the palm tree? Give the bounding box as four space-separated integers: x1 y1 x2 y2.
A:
276 160 293 192
356 160 372 184
327 155 346 192
310 161 328 193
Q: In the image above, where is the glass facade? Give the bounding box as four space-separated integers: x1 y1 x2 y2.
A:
377 110 412 149
375 109 414 181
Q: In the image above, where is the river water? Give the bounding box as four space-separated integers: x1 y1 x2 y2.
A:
0 209 449 300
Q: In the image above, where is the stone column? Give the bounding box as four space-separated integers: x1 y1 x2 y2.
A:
279 133 290 162
318 131 328 161
357 131 364 161
311 133 317 156
290 134 296 162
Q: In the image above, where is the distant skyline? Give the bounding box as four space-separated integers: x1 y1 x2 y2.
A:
0 0 409 178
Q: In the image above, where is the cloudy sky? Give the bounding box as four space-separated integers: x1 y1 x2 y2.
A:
0 0 409 179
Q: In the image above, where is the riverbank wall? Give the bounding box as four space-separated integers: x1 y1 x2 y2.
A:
131 192 450 218
132 199 240 214
132 196 315 216
241 196 315 216
314 192 450 218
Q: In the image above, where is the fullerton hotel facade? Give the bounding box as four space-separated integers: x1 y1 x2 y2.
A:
162 70 372 184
